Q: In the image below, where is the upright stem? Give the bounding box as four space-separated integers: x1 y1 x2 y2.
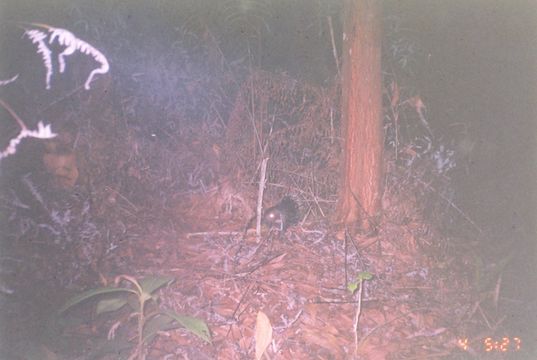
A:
137 298 146 360
255 158 269 237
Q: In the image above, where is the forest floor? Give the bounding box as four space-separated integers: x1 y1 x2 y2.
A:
2 166 509 359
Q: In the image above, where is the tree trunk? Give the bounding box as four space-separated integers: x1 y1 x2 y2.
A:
336 0 383 232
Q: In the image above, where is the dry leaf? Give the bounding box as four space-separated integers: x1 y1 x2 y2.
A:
255 311 273 360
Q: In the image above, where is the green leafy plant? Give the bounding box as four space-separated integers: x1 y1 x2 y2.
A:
59 275 211 359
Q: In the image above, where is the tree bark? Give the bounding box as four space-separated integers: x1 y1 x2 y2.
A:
336 0 383 232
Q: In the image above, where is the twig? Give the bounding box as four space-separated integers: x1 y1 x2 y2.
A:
255 158 270 238
186 231 242 238
356 307 429 352
493 273 502 310
0 99 26 130
344 227 349 287
225 285 253 338
104 186 139 212
327 16 340 76
415 177 483 233
353 280 363 357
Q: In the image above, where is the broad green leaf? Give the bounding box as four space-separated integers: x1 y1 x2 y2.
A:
59 287 135 313
141 313 177 344
163 310 212 344
139 276 175 295
96 297 128 315
126 293 141 311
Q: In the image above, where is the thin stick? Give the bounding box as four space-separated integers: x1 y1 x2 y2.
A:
415 178 483 233
344 227 349 287
256 158 270 238
327 16 340 76
353 280 364 357
187 231 242 238
0 99 27 130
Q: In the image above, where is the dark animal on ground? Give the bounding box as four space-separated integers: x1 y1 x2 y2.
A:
245 196 299 233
